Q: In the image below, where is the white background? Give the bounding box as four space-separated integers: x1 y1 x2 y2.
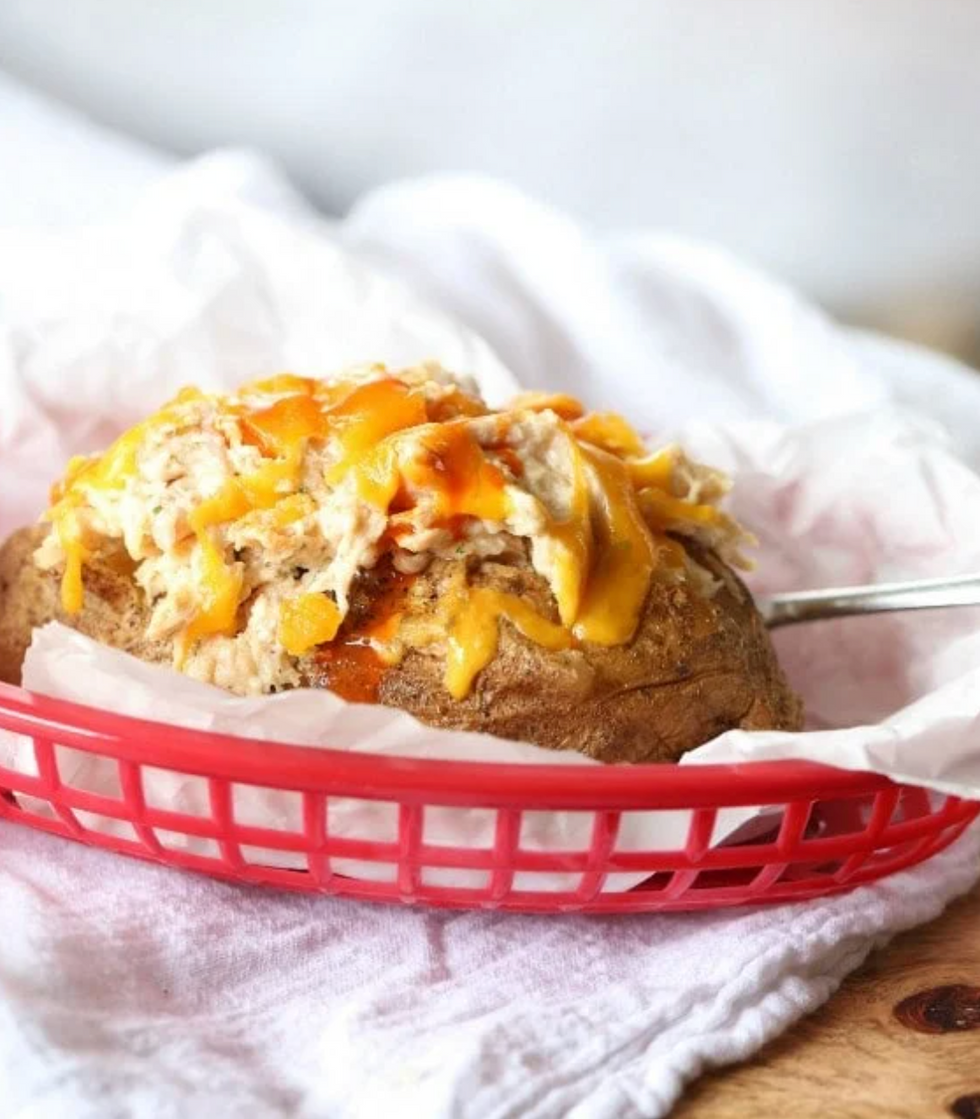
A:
2 1 980 310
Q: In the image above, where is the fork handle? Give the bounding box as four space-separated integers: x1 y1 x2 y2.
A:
760 573 980 628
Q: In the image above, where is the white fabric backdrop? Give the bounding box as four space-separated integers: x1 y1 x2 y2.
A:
5 3 980 307
2 82 980 1119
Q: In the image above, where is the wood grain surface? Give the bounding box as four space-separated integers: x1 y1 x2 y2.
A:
675 881 980 1118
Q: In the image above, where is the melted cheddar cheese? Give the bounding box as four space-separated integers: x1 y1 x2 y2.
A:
38 361 749 699
446 586 573 699
279 593 342 656
572 445 660 645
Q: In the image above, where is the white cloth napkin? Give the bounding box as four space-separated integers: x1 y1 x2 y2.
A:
3 79 980 1118
1 817 976 1119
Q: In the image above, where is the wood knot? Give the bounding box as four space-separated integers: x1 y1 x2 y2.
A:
894 985 980 1034
950 1094 980 1119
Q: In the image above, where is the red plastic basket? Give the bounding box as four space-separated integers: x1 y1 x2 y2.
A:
0 679 975 913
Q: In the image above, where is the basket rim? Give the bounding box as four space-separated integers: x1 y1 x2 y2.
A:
0 679 899 808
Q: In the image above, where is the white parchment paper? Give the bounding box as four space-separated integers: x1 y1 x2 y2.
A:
3 154 980 891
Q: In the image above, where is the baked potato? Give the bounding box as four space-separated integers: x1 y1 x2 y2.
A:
0 363 803 763
0 528 801 764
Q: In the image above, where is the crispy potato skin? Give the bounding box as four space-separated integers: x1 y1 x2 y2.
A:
0 525 802 762
367 547 802 763
0 525 170 685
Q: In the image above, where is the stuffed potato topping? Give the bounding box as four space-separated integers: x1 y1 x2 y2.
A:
0 363 802 762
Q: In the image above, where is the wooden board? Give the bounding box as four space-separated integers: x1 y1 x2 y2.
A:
675 881 980 1118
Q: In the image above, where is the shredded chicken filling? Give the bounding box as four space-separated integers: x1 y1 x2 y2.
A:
37 362 752 697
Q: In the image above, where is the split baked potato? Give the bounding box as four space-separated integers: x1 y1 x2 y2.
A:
0 363 803 763
0 527 801 764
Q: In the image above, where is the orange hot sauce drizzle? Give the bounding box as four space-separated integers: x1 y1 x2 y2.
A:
407 423 511 523
313 643 388 704
312 568 414 703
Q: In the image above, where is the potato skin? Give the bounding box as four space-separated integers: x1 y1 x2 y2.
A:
368 547 803 763
0 524 802 763
0 525 170 686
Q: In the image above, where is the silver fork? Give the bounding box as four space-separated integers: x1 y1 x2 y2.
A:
760 574 980 628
